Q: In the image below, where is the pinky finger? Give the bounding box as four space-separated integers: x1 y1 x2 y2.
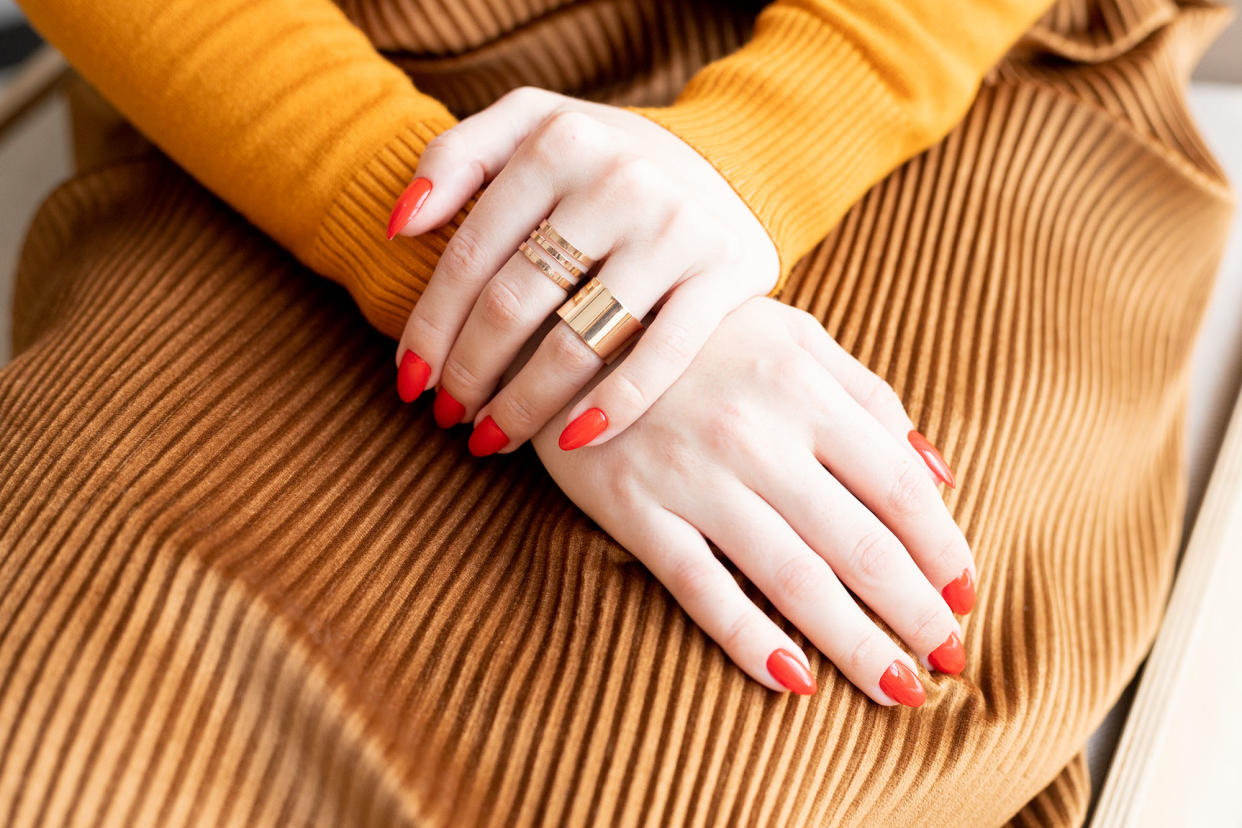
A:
627 508 818 695
557 274 737 451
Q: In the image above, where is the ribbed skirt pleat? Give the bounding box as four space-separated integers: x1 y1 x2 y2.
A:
0 0 1233 825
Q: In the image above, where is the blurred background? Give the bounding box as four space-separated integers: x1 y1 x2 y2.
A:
1 2 1239 824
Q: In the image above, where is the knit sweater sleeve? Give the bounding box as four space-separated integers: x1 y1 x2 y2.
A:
17 0 461 337
629 0 1055 296
20 0 1054 338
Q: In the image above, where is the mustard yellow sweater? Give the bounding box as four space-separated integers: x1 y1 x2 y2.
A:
18 0 1052 338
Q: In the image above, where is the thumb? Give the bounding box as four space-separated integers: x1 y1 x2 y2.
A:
389 86 566 238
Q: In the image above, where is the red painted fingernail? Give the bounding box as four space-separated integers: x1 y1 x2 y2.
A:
766 649 816 695
387 177 433 240
879 661 925 707
468 416 509 457
433 387 466 428
928 632 966 675
942 569 976 614
559 408 608 451
908 430 956 488
397 350 431 403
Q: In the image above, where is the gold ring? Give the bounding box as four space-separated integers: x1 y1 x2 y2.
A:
526 230 586 278
556 277 644 364
537 219 595 269
518 240 577 291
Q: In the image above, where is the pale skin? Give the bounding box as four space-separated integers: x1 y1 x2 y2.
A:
391 89 974 700
392 87 778 449
521 297 974 702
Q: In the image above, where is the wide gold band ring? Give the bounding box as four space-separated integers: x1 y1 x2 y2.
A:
556 277 645 364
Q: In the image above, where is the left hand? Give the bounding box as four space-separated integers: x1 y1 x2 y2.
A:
388 86 779 456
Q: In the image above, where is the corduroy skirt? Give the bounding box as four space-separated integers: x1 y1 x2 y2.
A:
0 0 1234 824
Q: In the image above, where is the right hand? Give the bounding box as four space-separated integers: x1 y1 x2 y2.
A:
530 297 975 706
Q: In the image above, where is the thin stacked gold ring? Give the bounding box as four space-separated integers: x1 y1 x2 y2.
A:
518 242 576 290
526 231 587 278
537 219 593 266
517 219 597 291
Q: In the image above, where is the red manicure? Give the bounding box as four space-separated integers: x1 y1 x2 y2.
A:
433 387 466 428
468 416 509 457
397 350 431 403
942 569 976 614
879 661 925 707
766 649 817 695
559 408 608 451
386 177 433 240
908 429 956 488
928 632 966 675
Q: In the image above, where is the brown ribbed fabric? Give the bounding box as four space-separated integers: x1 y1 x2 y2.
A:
0 0 1234 825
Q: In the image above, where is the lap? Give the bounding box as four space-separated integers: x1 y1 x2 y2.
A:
0 8 1233 824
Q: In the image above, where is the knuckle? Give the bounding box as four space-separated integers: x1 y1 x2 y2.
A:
600 155 662 203
501 85 548 107
909 602 945 645
477 278 526 328
667 555 715 604
772 555 825 605
654 203 699 244
496 389 541 432
440 354 485 395
862 374 902 416
547 325 602 373
719 611 752 655
846 530 898 582
404 310 452 351
531 109 599 162
607 371 649 417
886 461 931 519
845 631 881 675
703 401 750 452
658 440 700 480
603 472 642 510
423 129 462 160
650 319 697 369
934 532 971 577
442 227 489 278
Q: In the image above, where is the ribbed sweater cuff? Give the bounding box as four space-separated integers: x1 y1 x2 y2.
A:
627 11 913 298
306 116 460 340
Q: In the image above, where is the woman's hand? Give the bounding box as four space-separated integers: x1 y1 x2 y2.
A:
529 297 973 704
388 86 779 456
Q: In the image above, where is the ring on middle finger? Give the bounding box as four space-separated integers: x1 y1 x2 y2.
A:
556 276 645 364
